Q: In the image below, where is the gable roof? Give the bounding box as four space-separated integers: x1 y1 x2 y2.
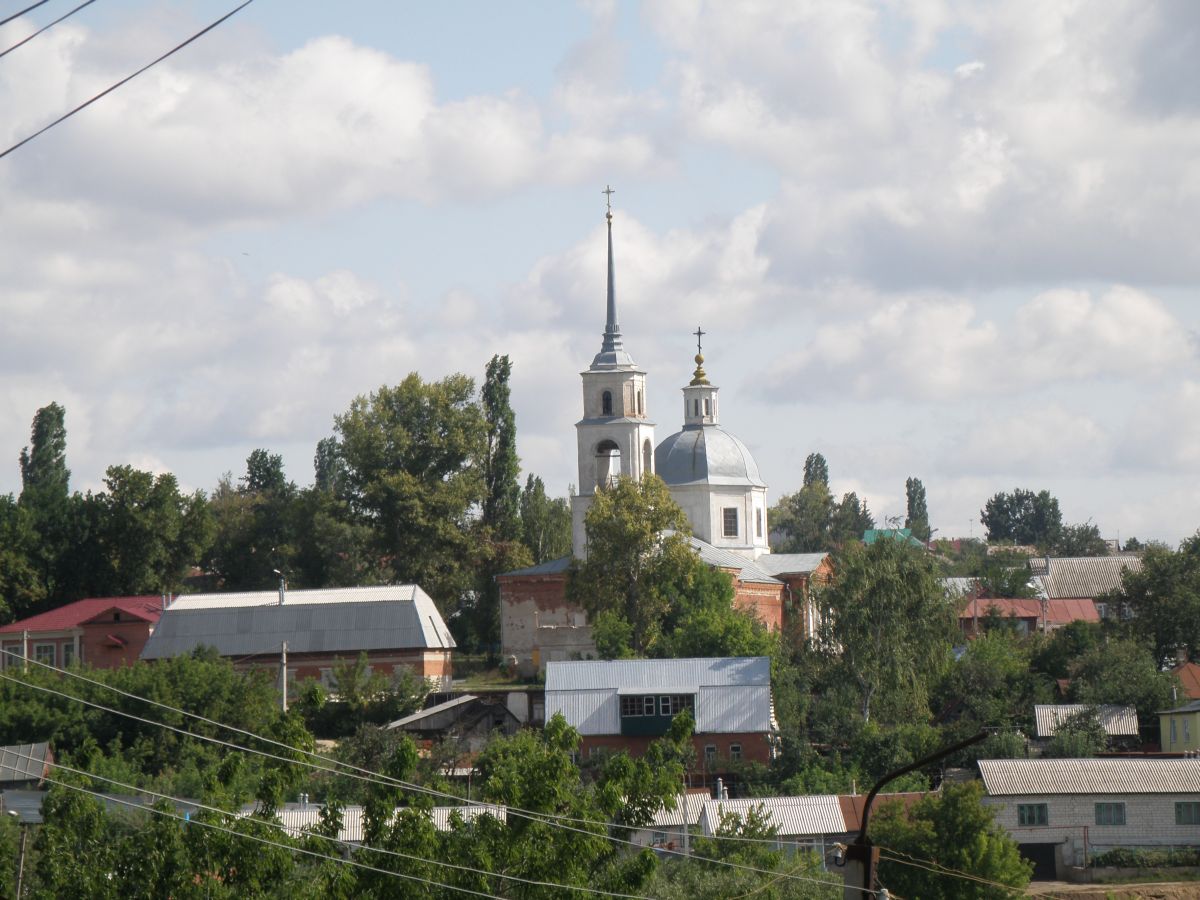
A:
699 795 845 838
960 598 1099 627
0 596 162 634
1033 704 1139 738
141 585 454 659
546 656 770 692
755 553 829 577
1172 662 1200 701
980 758 1200 795
1159 699 1200 715
385 694 479 729
498 556 572 577
1027 556 1142 600
0 743 52 786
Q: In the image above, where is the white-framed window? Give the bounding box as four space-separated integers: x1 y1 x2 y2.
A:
319 668 334 688
1017 803 1048 826
722 507 738 538
34 643 56 666
704 744 717 766
729 743 742 761
1094 803 1125 826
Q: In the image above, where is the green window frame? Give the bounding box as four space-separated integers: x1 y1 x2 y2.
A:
1017 803 1048 826
1176 802 1200 825
1094 802 1125 826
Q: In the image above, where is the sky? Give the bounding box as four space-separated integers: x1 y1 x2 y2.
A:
1 0 1199 545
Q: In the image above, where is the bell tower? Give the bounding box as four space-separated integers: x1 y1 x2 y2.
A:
570 188 656 558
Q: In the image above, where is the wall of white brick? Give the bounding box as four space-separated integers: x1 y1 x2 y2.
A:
984 794 1200 866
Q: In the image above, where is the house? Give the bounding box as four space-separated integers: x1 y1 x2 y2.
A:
0 596 163 670
140 585 455 690
632 789 710 849
1034 704 1140 741
958 597 1099 637
979 757 1200 879
1171 661 1200 701
1159 700 1200 753
385 694 522 752
543 657 776 785
1027 556 1143 618
0 743 53 790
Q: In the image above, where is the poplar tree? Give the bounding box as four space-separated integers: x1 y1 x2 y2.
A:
905 476 931 542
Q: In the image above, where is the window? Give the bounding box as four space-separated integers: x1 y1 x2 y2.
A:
704 744 717 766
693 399 700 416
755 508 763 538
637 390 643 416
602 391 613 416
34 644 56 666
1095 803 1125 826
1172 718 1178 744
729 743 742 761
622 694 694 717
643 439 653 476
1177 802 1200 825
1017 804 1048 827
62 643 74 667
704 398 711 416
723 507 738 538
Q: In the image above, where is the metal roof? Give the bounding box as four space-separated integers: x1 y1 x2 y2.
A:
1034 704 1139 737
1174 662 1200 701
979 758 1200 795
1027 556 1142 599
755 553 828 577
0 743 51 785
1160 700 1200 715
546 657 770 692
386 694 478 729
699 795 846 838
681 535 782 585
141 588 455 660
254 804 506 843
0 596 162 633
655 425 766 488
0 789 45 823
499 556 572 577
648 791 710 828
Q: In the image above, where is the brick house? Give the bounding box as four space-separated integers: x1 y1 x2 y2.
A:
140 585 455 690
0 596 163 670
544 656 777 787
958 597 1100 637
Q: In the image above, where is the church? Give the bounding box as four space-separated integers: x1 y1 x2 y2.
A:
499 198 830 675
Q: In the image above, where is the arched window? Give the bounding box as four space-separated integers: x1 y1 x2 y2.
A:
693 399 700 417
637 390 643 416
601 391 613 416
596 439 621 487
643 439 652 475
704 398 711 417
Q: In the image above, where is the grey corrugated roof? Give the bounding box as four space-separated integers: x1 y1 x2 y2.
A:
683 535 782 584
980 758 1200 795
1160 700 1200 715
499 556 572 577
253 804 506 843
655 426 766 488
1034 704 1139 737
0 789 45 823
648 792 710 828
755 553 828 577
0 743 50 785
699 795 846 838
142 589 454 660
386 694 478 729
1027 556 1142 599
166 584 431 610
546 657 770 692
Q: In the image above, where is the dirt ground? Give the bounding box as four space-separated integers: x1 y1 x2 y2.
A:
1028 881 1200 899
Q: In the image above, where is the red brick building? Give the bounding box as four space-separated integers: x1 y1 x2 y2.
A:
0 596 163 670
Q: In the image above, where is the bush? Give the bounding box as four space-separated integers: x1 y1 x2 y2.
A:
1091 847 1200 868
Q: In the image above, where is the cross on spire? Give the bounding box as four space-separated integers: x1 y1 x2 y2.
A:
694 325 706 355
602 184 615 216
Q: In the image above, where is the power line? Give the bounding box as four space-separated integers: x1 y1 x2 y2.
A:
41 759 657 900
876 846 1063 900
0 660 868 893
0 0 254 161
0 0 52 28
39 773 504 899
0 0 98 60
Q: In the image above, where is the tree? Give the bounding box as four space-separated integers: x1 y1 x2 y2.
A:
872 782 1032 899
829 491 874 545
206 451 298 591
518 475 572 563
566 475 694 656
480 355 521 540
905 476 931 542
0 495 42 620
1104 533 1200 666
817 537 956 724
770 481 834 552
655 563 777 660
313 436 346 493
336 373 486 607
976 561 1036 599
935 631 1048 745
803 452 829 487
980 488 1063 548
1068 638 1176 729
1054 521 1108 557
17 403 72 604
1043 707 1108 758
1122 536 1144 552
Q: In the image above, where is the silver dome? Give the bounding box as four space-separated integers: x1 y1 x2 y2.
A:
655 425 766 487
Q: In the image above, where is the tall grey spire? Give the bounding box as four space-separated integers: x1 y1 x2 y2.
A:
591 186 635 368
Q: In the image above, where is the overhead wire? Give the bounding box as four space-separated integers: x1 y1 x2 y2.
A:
0 0 98 60
0 657 871 893
0 0 52 28
876 846 1063 900
39 759 658 900
0 0 254 161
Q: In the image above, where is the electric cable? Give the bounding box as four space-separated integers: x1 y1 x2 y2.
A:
0 0 253 161
0 0 51 28
876 846 1063 899
0 0 98 59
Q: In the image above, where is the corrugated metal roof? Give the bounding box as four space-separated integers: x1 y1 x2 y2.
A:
980 758 1200 795
1160 700 1200 715
697 684 772 733
1027 556 1142 600
685 536 782 584
0 743 50 785
166 584 428 610
499 556 572 577
256 804 505 843
754 553 829 577
546 657 770 692
699 795 846 838
0 789 45 823
1173 662 1200 701
0 596 162 633
544 688 619 736
648 791 710 828
386 695 478 729
1034 704 1139 737
142 588 454 659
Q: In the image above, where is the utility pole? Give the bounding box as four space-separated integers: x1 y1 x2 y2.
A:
279 641 288 713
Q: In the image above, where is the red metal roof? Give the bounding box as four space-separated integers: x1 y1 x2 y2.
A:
0 596 162 634
1173 662 1200 700
958 597 1098 627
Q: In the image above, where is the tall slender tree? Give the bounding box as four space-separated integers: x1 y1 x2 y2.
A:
802 452 829 487
905 476 931 542
17 403 72 604
480 354 521 539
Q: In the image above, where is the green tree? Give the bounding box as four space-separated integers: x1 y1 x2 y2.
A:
905 476 931 542
1105 533 1200 666
770 481 834 552
803 452 829 487
567 475 693 656
206 450 298 591
655 563 777 660
871 781 1032 899
518 475 572 563
0 495 42 620
980 488 1063 548
1068 638 1176 731
336 373 486 607
17 402 72 604
817 538 956 724
313 436 346 494
829 491 874 546
1044 707 1108 758
1054 521 1108 556
976 561 1037 599
1030 620 1104 680
935 631 1048 746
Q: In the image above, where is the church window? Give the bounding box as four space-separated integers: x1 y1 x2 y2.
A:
643 439 652 475
596 440 621 487
693 399 700 417
704 398 711 416
601 391 613 416
723 507 738 538
756 508 763 538
637 390 644 416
